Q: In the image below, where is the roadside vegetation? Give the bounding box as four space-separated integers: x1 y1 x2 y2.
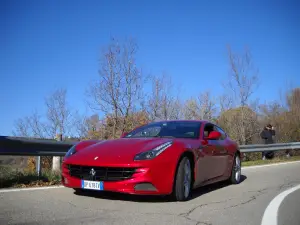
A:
242 155 300 167
0 165 60 189
2 37 299 188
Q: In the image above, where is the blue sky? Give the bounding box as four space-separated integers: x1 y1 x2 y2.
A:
0 0 299 135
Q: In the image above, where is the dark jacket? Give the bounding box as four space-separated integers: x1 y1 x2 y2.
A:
260 128 275 144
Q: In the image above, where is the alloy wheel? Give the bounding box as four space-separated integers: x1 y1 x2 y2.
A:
234 155 241 182
183 159 191 198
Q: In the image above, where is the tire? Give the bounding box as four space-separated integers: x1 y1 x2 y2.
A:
228 153 242 184
172 156 192 201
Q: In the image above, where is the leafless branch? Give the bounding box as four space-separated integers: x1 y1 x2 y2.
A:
86 38 145 138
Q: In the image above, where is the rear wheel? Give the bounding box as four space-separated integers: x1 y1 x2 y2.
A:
172 156 192 201
229 153 241 184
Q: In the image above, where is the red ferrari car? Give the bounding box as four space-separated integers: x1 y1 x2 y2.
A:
61 120 242 201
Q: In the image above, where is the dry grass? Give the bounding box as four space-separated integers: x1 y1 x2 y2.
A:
242 155 300 167
0 165 61 189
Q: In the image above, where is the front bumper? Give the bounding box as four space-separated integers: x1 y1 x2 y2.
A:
61 161 175 195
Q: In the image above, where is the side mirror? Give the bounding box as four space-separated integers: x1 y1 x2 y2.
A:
120 132 128 138
206 131 221 140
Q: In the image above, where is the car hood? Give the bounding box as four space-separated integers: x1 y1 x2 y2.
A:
66 138 173 164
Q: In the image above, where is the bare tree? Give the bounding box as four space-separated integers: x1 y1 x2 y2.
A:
86 37 145 138
44 88 74 172
221 45 260 145
218 94 233 113
225 45 259 107
197 91 217 120
258 101 284 122
13 88 74 139
74 113 106 139
280 88 300 142
13 117 31 137
145 74 182 121
13 88 75 172
73 113 92 139
218 106 260 144
183 91 217 120
183 98 198 120
44 88 73 138
256 88 300 158
13 111 46 138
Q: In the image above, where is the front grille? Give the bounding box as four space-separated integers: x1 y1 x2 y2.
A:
68 165 136 181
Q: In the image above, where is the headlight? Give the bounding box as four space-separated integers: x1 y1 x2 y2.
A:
64 145 77 159
134 141 173 161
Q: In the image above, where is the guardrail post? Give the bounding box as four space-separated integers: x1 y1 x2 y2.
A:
36 156 41 177
52 134 62 172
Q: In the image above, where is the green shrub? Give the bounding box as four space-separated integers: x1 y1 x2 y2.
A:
0 165 61 188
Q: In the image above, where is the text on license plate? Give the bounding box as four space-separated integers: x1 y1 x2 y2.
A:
81 180 104 190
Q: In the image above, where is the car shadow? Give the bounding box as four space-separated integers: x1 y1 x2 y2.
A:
73 188 169 203
189 174 247 201
73 175 247 203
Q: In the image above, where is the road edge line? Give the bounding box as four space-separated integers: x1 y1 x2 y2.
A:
261 184 300 225
0 185 64 193
243 160 300 170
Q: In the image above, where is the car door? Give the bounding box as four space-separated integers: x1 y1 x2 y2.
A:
195 124 213 186
213 125 230 178
198 123 220 181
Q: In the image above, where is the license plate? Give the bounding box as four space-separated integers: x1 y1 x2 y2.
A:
81 180 104 190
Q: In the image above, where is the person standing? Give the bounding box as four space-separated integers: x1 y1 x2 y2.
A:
260 124 276 160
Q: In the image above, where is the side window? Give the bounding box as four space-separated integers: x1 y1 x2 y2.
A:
203 123 214 138
215 126 227 140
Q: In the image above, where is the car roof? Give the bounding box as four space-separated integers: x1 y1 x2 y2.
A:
147 119 211 124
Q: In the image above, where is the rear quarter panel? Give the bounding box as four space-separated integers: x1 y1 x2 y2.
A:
223 138 240 176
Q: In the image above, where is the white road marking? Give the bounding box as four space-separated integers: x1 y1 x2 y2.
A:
0 161 299 193
261 184 300 225
0 185 64 193
243 160 300 170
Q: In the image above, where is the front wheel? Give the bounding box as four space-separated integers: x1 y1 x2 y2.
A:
172 156 192 201
229 153 242 184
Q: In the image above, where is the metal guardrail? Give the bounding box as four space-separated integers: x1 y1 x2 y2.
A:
0 136 77 156
0 135 300 156
239 142 300 153
1 135 299 176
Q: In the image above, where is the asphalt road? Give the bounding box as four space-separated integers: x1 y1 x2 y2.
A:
1 161 300 225
277 186 300 225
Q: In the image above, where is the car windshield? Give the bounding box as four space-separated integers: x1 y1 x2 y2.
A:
124 121 201 139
